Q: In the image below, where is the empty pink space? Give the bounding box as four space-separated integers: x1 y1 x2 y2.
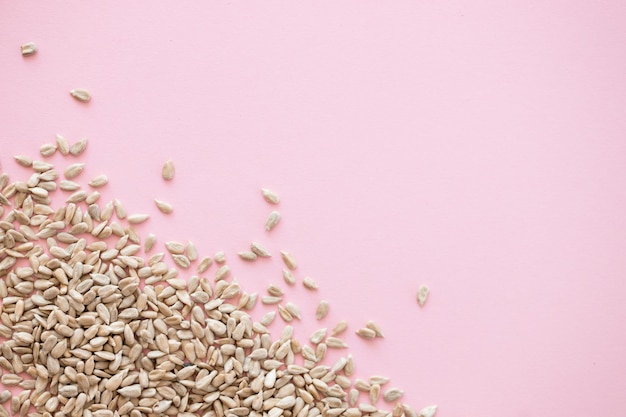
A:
2 1 626 416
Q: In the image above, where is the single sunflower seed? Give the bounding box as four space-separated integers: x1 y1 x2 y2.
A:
127 214 149 224
265 210 281 231
155 199 173 214
88 175 108 188
64 163 84 179
303 276 318 290
20 42 37 56
70 89 91 102
316 300 330 320
162 160 175 180
261 188 280 204
417 285 429 306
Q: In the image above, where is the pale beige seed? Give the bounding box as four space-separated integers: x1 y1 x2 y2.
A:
265 210 281 231
345 354 355 376
370 376 390 385
261 188 280 204
165 241 185 254
186 241 198 261
59 180 80 191
418 405 438 417
326 337 348 349
285 302 301 320
215 265 230 281
88 175 108 188
40 143 57 157
144 234 156 252
20 42 37 56
277 305 293 322
402 404 418 417
154 199 173 214
349 390 359 407
417 284 430 307
14 155 32 167
303 276 318 290
0 390 10 404
267 284 283 297
355 379 371 392
172 254 190 269
370 383 381 404
331 320 348 336
56 134 69 155
162 160 175 180
316 300 329 320
261 296 282 305
250 241 271 257
214 251 226 263
383 388 404 402
309 328 327 345
66 190 87 203
64 163 84 179
261 311 276 326
280 250 297 270
70 89 91 102
356 327 377 340
238 251 257 261
197 256 212 273
366 320 384 337
127 214 149 224
69 138 88 156
282 268 295 285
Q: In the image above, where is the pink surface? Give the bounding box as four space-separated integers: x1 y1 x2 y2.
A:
2 1 626 416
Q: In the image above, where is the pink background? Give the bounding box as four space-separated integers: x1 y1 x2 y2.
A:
2 1 626 416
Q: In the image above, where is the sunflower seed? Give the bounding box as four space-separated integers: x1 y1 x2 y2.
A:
261 296 282 305
331 320 348 336
155 199 173 214
309 328 327 345
383 388 404 402
418 405 438 417
214 251 226 263
144 234 156 252
40 144 57 157
417 285 429 306
64 163 84 179
250 241 271 257
88 175 108 188
70 89 91 102
20 42 37 56
326 337 348 349
356 327 377 339
265 210 280 231
316 300 329 320
280 250 297 270
238 251 257 261
282 268 296 285
14 155 32 167
366 320 384 337
261 188 280 204
59 180 80 191
402 404 418 417
56 134 70 155
261 311 276 326
285 302 301 320
197 256 213 273
127 214 149 224
369 383 381 404
162 160 175 180
303 276 318 290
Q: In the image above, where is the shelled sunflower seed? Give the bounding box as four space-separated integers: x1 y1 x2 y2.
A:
0 139 434 417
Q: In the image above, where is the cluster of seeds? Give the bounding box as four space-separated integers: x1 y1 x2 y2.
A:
3 41 437 417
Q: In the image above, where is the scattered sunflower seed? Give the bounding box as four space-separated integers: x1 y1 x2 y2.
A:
417 284 429 306
356 327 377 339
250 241 271 257
303 276 318 290
316 300 330 320
383 388 404 402
69 89 91 102
162 160 175 180
418 405 438 417
261 188 280 204
238 251 257 261
127 214 149 224
64 163 84 179
265 210 281 231
56 134 69 155
155 199 173 214
280 250 297 270
282 268 296 285
70 138 88 156
366 320 384 337
88 174 108 188
40 143 57 157
20 42 37 56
